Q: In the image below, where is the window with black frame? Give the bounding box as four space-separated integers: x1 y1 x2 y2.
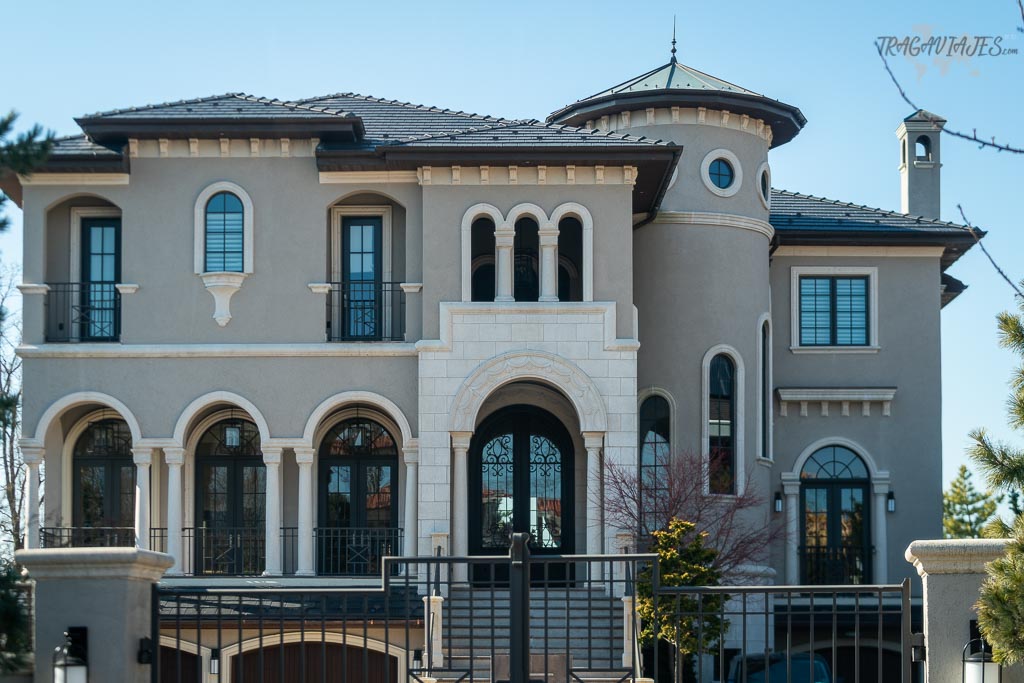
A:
204 192 245 273
70 418 135 547
638 395 670 534
799 276 869 346
708 354 736 495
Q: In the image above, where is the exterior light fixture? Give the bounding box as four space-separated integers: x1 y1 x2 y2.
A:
774 492 783 514
209 648 220 675
53 630 88 683
887 491 896 513
963 638 1001 683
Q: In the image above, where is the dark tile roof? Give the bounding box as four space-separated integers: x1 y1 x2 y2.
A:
296 92 514 143
82 93 353 121
770 189 975 236
49 135 122 157
393 120 672 147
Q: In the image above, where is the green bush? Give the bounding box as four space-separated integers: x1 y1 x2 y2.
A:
0 560 31 673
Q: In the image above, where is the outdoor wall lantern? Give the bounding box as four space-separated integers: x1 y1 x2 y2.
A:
53 630 88 683
209 648 220 675
887 491 896 513
774 492 783 513
963 638 1001 683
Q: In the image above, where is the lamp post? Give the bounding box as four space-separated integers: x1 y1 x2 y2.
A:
52 631 88 683
963 638 1001 683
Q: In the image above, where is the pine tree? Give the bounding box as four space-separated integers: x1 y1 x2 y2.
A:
970 285 1024 664
0 111 54 233
943 465 1002 538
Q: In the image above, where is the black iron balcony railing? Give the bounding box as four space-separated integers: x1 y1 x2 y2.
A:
315 526 403 576
150 527 297 577
44 282 121 342
800 544 872 585
326 281 405 342
40 526 135 548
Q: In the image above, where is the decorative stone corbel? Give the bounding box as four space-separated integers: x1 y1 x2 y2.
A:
200 272 248 326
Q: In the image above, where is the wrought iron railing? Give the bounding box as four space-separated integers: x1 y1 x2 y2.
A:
315 526 403 576
40 526 135 548
44 282 121 342
150 527 299 577
800 544 872 585
326 281 405 341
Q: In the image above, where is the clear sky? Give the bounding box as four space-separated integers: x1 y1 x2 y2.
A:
3 0 1023 494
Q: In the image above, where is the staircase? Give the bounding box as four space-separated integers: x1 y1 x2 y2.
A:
434 585 633 682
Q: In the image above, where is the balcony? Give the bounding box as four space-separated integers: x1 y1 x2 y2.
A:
40 526 135 548
800 544 872 585
44 282 121 342
315 527 403 576
326 281 405 342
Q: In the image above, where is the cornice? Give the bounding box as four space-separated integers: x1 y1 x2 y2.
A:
653 211 774 239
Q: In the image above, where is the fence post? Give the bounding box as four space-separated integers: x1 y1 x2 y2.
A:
509 533 531 683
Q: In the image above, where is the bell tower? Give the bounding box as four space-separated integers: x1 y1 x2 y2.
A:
898 110 944 220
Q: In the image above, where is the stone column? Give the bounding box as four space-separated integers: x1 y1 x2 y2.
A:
451 432 472 578
164 447 184 575
17 547 174 683
872 477 891 583
584 432 604 556
132 448 153 550
294 447 315 576
539 221 559 302
404 444 420 557
494 226 515 302
906 539 1024 683
262 446 283 576
781 473 800 584
21 445 43 549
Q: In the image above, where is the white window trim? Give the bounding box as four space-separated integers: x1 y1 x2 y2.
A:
700 148 743 198
755 313 773 461
330 205 393 283
756 161 771 210
193 181 255 275
70 207 121 283
637 386 677 459
789 266 879 353
701 344 745 496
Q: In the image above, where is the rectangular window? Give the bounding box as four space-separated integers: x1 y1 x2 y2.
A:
799 276 868 346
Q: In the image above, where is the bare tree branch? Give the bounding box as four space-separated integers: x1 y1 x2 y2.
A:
956 205 1024 300
874 41 1024 155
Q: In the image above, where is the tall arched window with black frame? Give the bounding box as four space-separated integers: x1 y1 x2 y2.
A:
708 354 736 494
638 395 670 535
204 192 244 272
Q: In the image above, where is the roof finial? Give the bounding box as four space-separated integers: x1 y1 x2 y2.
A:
671 16 677 62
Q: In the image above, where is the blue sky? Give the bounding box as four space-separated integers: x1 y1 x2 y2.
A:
4 0 1023 495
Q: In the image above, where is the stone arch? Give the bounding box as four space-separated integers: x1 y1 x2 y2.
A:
505 202 548 226
42 191 122 213
449 350 608 433
31 390 142 445
791 436 884 479
302 390 414 447
172 390 271 447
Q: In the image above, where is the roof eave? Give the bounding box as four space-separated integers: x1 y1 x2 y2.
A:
774 228 979 270
75 116 365 143
548 89 806 148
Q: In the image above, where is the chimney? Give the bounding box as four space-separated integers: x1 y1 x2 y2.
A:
897 110 945 220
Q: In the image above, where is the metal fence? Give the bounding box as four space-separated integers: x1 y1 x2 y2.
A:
40 526 135 548
152 536 913 683
44 282 121 342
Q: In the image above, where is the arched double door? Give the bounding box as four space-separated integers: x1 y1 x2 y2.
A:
469 406 575 558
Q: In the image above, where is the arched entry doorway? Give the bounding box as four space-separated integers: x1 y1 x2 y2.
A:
468 405 575 557
800 445 871 584
70 417 135 546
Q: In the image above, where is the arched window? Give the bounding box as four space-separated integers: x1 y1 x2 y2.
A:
513 217 539 302
708 354 736 494
470 217 496 302
915 135 932 161
194 418 264 575
557 217 583 302
800 445 871 584
638 395 670 533
72 418 134 539
205 192 245 272
318 417 400 575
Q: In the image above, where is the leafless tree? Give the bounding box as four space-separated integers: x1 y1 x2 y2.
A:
0 267 24 558
602 449 785 578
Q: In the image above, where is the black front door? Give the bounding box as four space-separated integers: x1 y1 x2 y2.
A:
801 482 871 584
469 406 575 557
341 216 383 340
80 217 120 341
195 458 266 575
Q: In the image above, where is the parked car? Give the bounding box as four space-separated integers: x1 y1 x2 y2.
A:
727 652 832 683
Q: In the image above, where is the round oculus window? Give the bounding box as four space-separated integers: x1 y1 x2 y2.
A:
709 158 734 189
760 170 769 200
